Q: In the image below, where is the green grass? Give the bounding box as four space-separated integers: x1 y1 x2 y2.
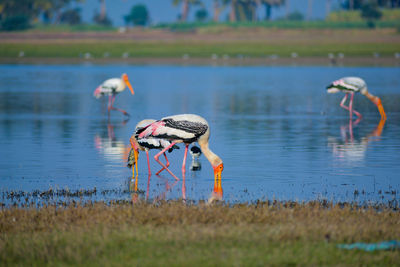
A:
1 201 399 266
1 42 399 59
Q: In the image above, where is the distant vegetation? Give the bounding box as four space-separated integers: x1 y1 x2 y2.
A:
1 0 400 32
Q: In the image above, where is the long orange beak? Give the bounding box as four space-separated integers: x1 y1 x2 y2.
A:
126 80 134 95
373 97 387 120
213 163 223 198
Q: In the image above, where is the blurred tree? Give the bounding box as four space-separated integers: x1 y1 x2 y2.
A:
287 10 304 20
261 0 286 21
172 0 203 22
326 0 332 15
93 0 112 25
213 0 230 22
361 0 382 27
1 15 31 31
195 8 208 21
59 7 81 24
0 0 84 28
124 4 149 26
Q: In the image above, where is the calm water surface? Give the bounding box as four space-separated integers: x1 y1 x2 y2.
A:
0 64 399 204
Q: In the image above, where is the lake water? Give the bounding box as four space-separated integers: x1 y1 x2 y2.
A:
0 64 399 205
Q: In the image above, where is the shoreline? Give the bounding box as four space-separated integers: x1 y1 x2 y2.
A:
1 56 400 66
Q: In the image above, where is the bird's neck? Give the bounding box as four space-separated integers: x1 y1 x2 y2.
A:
198 140 222 167
363 91 379 104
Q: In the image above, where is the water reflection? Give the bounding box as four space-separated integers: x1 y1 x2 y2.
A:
94 120 130 166
328 118 386 162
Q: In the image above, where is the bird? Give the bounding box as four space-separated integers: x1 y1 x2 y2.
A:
128 119 179 189
136 114 223 196
189 145 202 171
326 77 386 120
93 73 134 116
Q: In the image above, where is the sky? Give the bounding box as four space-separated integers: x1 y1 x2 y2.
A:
77 0 342 27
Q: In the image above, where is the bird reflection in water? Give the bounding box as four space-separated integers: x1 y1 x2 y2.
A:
94 119 131 167
189 145 202 171
328 118 386 162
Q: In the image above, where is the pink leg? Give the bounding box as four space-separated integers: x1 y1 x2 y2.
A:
110 95 130 116
146 150 151 176
154 142 179 180
182 144 189 174
348 92 354 121
107 95 112 116
155 153 170 175
182 169 186 201
146 173 151 201
340 93 362 119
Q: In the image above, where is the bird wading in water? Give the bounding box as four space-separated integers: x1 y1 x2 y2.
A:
136 114 223 197
128 119 179 191
93 73 134 117
326 77 386 121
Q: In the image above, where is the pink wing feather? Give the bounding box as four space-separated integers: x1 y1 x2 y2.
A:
138 121 166 138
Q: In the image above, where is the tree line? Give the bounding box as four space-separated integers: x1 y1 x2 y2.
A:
0 0 399 31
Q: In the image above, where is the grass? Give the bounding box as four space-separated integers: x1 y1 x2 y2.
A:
1 201 399 266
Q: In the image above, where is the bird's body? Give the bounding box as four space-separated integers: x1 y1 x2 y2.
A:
128 119 179 187
93 73 134 116
326 77 386 120
136 114 223 196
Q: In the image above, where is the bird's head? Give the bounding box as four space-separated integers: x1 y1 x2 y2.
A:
122 73 134 95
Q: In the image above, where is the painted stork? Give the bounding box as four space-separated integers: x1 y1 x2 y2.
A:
93 73 134 116
128 119 179 190
326 77 386 120
136 114 223 196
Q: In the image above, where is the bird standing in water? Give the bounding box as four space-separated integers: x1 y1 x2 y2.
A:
94 73 134 116
136 114 223 196
326 77 386 120
128 119 179 190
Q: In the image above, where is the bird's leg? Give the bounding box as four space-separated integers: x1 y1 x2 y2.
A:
107 95 112 116
154 142 180 180
146 173 151 201
340 93 349 112
182 144 189 175
340 93 362 119
155 153 171 175
129 137 139 192
109 94 130 117
164 153 170 167
146 150 151 176
182 169 186 201
348 92 354 121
